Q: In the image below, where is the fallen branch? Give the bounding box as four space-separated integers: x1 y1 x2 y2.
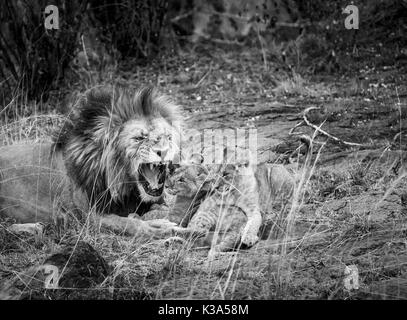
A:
291 106 366 147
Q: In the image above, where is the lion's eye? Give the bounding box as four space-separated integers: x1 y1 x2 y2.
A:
133 134 147 141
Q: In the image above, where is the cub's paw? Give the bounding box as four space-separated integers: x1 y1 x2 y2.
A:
164 236 186 247
241 233 259 247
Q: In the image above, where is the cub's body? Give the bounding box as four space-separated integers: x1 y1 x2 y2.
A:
167 153 295 253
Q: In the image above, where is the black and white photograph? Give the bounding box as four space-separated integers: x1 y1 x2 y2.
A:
0 0 406 304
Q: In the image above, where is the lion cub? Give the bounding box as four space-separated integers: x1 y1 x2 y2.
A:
166 152 263 254
166 151 299 255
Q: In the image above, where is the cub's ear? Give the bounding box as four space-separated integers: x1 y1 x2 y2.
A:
189 153 204 165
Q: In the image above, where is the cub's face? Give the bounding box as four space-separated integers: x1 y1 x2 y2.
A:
166 154 211 198
166 164 210 198
166 152 256 198
119 117 181 202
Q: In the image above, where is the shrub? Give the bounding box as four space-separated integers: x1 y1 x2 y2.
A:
0 0 88 105
88 0 168 60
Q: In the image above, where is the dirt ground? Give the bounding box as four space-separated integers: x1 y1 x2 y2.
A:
1 40 407 299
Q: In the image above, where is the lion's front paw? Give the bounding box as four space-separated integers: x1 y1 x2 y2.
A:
146 218 177 229
142 219 177 239
140 205 171 220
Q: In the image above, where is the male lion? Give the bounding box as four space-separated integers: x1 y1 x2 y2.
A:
0 86 185 238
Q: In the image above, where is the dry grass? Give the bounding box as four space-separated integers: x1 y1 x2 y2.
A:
1 42 406 299
2 125 404 299
0 111 311 299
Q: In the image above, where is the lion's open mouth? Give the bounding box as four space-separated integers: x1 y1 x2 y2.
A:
138 163 166 196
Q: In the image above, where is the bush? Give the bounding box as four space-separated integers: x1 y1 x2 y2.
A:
88 0 168 60
0 0 88 105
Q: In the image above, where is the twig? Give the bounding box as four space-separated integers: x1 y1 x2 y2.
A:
395 86 403 151
170 10 194 23
289 120 304 135
256 25 267 71
81 34 90 69
393 131 405 143
195 64 212 88
292 107 366 147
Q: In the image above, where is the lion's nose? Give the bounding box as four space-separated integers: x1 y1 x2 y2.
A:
153 136 170 161
154 148 168 161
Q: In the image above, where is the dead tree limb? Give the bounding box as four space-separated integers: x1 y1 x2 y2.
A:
292 106 366 147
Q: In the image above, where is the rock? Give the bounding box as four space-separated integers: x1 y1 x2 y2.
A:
173 72 190 84
0 241 110 300
8 223 45 237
